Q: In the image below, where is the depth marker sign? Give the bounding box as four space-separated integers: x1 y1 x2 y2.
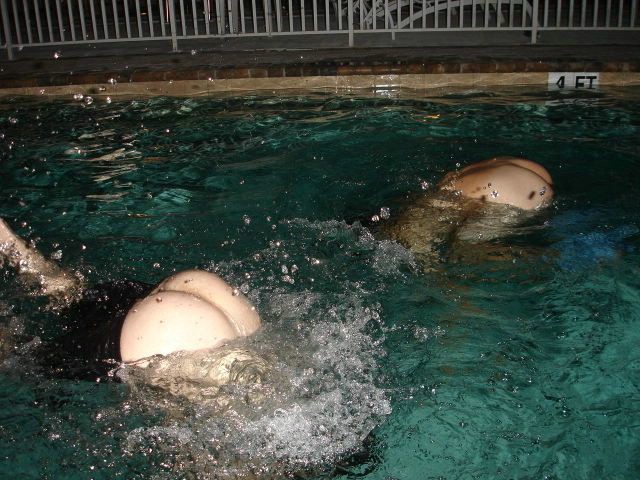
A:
548 72 600 90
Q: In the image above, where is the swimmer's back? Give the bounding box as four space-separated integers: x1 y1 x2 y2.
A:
42 280 153 379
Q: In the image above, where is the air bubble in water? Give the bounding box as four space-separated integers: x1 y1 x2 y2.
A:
540 186 547 196
53 51 61 59
84 96 93 105
73 93 84 101
243 215 251 225
420 179 429 190
51 250 62 260
8 117 17 124
190 49 197 55
491 190 499 198
380 207 390 219
106 96 112 104
108 78 117 85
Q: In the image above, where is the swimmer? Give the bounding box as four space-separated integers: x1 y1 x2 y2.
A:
0 217 261 377
383 156 554 264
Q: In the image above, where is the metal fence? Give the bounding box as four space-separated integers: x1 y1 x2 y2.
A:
1 0 639 58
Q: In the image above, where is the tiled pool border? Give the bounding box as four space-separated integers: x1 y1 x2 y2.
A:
1 59 639 97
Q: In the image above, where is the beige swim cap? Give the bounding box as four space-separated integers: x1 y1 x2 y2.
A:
120 270 261 363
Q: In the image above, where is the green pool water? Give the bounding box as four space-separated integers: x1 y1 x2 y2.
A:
0 88 639 479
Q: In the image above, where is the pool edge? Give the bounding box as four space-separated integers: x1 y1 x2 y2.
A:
1 71 639 98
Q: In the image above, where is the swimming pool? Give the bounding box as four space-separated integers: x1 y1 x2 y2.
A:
0 88 639 479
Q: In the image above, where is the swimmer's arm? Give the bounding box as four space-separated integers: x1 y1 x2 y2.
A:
0 218 82 299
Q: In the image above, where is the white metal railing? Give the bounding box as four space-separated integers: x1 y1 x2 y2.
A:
0 0 638 59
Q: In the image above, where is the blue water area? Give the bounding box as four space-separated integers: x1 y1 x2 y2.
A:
0 89 639 479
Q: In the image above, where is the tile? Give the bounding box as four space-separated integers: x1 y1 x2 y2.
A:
266 66 286 77
338 65 374 75
248 68 269 78
372 64 402 75
216 68 252 79
460 62 495 74
423 63 446 74
404 63 426 74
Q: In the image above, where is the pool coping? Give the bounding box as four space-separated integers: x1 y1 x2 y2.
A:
1 45 639 97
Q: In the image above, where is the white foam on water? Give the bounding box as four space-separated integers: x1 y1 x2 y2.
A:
121 217 413 477
123 288 391 478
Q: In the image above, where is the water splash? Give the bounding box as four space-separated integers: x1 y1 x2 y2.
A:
121 287 390 478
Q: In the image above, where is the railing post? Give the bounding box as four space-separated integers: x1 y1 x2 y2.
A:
0 0 14 60
347 0 353 46
264 0 272 35
168 0 178 51
531 0 539 44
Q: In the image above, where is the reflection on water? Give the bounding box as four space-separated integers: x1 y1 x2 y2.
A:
0 89 639 478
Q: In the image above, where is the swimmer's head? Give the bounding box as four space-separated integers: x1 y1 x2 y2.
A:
153 269 261 337
440 157 554 210
120 290 238 363
120 269 261 364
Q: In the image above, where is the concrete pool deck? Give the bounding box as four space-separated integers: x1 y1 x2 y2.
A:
1 44 639 97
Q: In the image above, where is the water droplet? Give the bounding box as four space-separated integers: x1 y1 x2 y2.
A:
420 180 429 190
53 51 61 59
281 265 288 274
242 215 251 225
106 96 112 104
8 117 17 124
51 250 62 260
73 93 84 101
84 96 93 105
490 190 499 198
155 296 162 303
190 49 197 55
380 207 390 219
370 214 380 222
539 186 547 196
232 288 240 296
153 262 161 269
39 89 45 95
240 283 249 294
108 77 117 85
455 162 461 168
